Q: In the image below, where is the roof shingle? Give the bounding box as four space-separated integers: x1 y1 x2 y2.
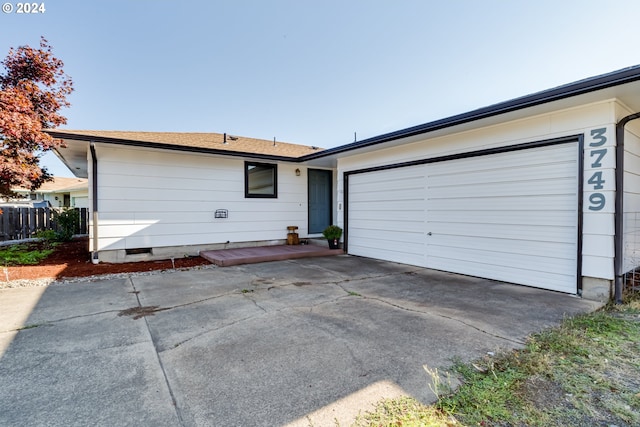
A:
51 130 324 158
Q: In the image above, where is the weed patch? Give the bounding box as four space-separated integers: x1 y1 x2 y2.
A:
0 243 54 266
353 293 640 427
352 396 458 427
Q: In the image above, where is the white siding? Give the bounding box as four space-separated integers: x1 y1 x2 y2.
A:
93 145 309 252
424 143 579 292
338 100 619 282
347 143 579 293
348 166 426 266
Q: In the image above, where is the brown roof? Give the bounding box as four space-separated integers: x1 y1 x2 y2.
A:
15 177 88 193
52 130 324 158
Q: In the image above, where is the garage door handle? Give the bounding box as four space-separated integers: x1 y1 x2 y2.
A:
427 232 432 236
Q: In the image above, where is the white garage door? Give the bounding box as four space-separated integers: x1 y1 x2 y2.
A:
347 142 579 293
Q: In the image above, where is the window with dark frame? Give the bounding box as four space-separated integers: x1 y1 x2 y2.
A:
245 162 278 198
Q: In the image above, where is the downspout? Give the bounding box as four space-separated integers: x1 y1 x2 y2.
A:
614 112 640 303
89 142 99 264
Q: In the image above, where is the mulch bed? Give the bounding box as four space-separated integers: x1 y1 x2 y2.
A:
1 237 212 282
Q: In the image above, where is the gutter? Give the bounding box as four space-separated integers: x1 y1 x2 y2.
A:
89 142 99 263
614 112 640 303
47 132 305 163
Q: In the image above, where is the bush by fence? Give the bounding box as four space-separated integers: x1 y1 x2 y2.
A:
0 207 89 242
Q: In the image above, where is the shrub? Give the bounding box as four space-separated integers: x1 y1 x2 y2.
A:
54 208 80 241
322 225 343 240
34 229 58 243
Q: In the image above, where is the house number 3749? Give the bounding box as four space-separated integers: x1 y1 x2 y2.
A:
587 127 608 211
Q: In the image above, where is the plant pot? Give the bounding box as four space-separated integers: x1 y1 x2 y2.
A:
327 238 340 249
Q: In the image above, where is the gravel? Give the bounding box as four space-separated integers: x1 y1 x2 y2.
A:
0 263 218 290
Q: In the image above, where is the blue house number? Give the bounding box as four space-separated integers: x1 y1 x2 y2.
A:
588 128 607 211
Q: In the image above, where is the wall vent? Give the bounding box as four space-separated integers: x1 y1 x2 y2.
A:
125 247 153 255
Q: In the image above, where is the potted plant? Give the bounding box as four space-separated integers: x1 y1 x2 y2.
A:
322 225 342 249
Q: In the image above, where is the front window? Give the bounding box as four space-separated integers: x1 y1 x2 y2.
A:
245 162 277 198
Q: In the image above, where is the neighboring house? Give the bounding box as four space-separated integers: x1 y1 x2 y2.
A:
2 177 88 208
49 65 640 302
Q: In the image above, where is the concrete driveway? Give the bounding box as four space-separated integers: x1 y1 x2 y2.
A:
0 255 601 426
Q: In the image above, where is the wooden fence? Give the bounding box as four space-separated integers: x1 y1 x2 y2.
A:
0 207 89 242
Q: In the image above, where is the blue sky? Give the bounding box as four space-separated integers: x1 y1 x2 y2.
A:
3 0 640 177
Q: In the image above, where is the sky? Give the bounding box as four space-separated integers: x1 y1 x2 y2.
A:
3 0 640 177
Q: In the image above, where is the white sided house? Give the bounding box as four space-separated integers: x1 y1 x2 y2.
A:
49 130 334 261
51 65 640 302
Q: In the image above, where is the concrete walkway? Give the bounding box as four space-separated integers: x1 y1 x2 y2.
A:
0 256 601 426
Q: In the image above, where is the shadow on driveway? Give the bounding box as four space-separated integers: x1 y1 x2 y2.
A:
0 256 601 426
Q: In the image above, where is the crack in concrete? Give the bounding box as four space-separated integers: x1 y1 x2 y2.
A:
315 274 526 345
3 338 154 356
300 312 371 377
1 308 125 332
137 267 523 354
5 289 246 333
286 277 525 346
241 292 268 313
163 292 350 351
167 312 267 350
355 294 525 345
302 262 424 283
128 277 186 426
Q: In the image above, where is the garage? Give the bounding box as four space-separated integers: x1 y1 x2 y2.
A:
346 138 581 293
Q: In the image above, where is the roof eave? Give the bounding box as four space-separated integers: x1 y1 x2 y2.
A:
46 131 307 163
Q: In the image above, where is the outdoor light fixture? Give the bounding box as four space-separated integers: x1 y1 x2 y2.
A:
295 168 301 176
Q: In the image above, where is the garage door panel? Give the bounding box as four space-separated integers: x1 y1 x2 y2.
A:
348 165 426 265
427 256 574 293
351 179 424 194
351 168 424 189
349 230 424 247
348 244 426 266
429 178 577 198
351 210 425 222
428 209 577 227
349 219 424 234
424 143 578 293
350 200 425 213
429 165 576 189
347 142 578 294
430 222 576 243
348 231 425 266
350 187 424 203
429 245 575 274
350 179 424 194
429 194 577 211
348 232 425 247
431 235 576 259
429 144 577 176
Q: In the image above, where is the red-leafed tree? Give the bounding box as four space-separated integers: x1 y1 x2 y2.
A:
0 37 73 197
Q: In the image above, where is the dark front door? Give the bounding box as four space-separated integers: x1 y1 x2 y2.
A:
308 169 332 234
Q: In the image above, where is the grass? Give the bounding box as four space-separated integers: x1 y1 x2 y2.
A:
17 323 43 330
352 292 640 427
0 243 55 266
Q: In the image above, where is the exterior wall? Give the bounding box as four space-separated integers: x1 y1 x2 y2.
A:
42 193 60 207
39 190 88 207
337 99 620 283
90 145 311 261
71 191 89 208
